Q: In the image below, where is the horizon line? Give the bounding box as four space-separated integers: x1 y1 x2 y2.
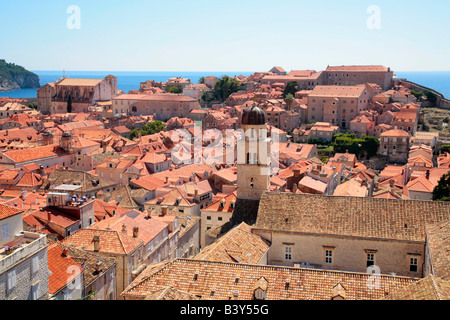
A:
30 69 450 73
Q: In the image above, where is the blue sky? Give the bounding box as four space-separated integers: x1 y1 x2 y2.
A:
1 0 449 72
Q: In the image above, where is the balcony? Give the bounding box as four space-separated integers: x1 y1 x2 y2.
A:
0 232 47 273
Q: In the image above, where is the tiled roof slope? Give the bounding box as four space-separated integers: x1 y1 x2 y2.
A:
426 220 450 281
382 275 450 300
194 222 270 264
61 229 143 255
47 243 83 295
41 169 117 193
3 145 67 163
58 243 117 287
0 203 22 220
254 193 450 243
121 259 418 300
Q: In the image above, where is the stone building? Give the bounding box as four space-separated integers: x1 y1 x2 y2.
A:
38 75 118 114
325 65 394 90
112 94 200 120
252 193 450 278
61 228 144 299
307 85 371 130
59 243 117 300
379 129 411 164
0 204 49 300
200 192 237 248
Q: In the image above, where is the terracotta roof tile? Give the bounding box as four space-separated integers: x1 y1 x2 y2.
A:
121 259 417 300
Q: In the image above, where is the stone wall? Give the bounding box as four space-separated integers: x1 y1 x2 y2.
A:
0 240 48 300
253 230 425 278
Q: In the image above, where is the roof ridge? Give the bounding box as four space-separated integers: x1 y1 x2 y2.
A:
429 275 444 300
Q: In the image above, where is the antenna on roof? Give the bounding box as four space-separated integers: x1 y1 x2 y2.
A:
63 70 66 79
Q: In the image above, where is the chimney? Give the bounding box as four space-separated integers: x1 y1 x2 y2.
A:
122 224 127 234
62 249 68 257
93 236 100 252
292 183 298 193
390 179 395 188
94 261 102 273
161 206 168 216
293 169 300 177
133 227 139 238
47 211 51 223
426 170 430 180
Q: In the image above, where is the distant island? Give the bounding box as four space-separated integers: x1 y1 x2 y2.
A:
0 59 40 92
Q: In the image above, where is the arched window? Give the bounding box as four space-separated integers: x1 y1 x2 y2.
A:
132 106 137 112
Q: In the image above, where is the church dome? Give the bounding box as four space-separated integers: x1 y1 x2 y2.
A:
242 105 267 125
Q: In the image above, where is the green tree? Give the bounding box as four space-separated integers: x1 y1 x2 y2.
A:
308 137 330 146
199 77 205 84
201 91 215 104
426 91 437 104
285 93 294 108
67 94 72 113
321 156 329 164
213 76 242 101
331 133 379 158
410 90 424 100
283 81 298 98
433 172 450 201
168 86 181 94
130 121 166 139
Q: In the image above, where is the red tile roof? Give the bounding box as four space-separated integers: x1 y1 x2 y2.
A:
0 203 22 220
62 228 143 255
47 243 83 294
3 144 67 164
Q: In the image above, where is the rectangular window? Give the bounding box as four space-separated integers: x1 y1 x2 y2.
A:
32 283 39 300
325 250 333 264
285 247 292 260
410 258 418 272
1 223 9 240
31 255 39 274
7 270 16 291
207 216 212 221
367 253 375 267
218 217 223 221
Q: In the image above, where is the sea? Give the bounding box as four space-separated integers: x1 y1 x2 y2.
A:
0 70 449 99
0 71 252 99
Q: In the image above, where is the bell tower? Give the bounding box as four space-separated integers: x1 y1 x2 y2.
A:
237 105 271 201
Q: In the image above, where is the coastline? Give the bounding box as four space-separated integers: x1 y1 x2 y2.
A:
1 70 449 100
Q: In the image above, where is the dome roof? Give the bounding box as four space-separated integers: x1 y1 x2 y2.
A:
242 105 267 125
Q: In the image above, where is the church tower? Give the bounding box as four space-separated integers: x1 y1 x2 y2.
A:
237 105 271 201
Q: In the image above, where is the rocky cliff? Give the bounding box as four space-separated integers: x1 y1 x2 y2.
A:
0 59 40 92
